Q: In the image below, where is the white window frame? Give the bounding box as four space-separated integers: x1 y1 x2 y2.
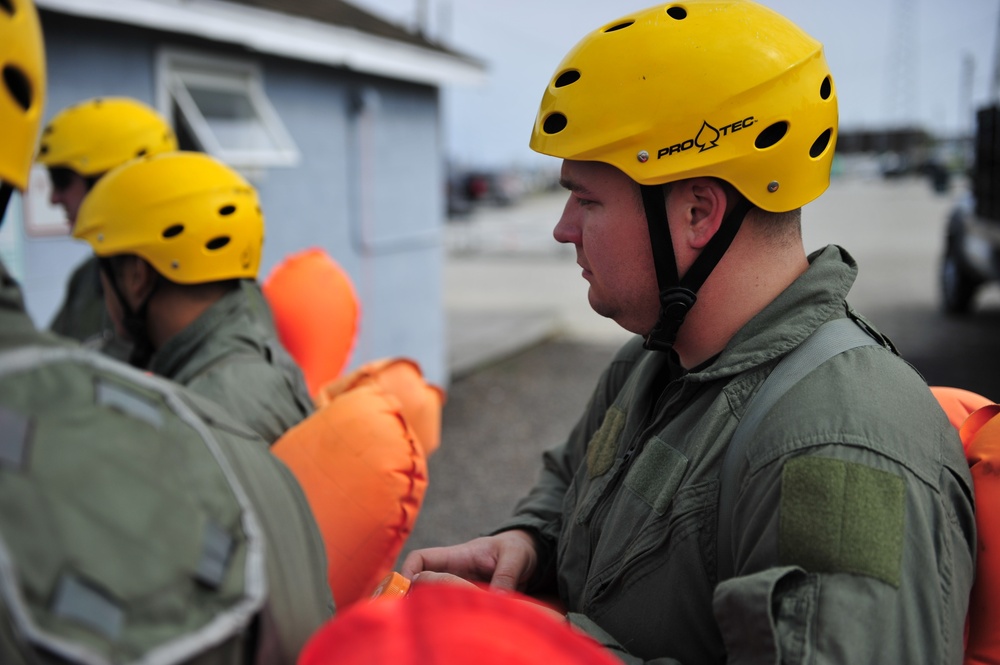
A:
156 49 300 168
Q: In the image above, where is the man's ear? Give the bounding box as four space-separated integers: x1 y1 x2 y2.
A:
119 257 158 309
672 178 727 250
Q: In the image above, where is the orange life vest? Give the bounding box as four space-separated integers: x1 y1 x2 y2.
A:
262 248 360 399
273 375 428 608
930 386 999 665
317 358 445 457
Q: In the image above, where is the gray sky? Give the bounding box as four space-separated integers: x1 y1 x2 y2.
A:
351 0 1000 169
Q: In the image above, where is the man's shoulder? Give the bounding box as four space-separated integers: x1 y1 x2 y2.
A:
0 343 285 663
1 342 264 442
752 343 964 485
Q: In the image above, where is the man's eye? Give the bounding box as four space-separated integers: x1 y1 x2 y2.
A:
575 196 595 207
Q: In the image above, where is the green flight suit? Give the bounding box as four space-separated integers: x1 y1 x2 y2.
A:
147 284 313 445
48 255 105 343
0 259 334 664
495 245 975 664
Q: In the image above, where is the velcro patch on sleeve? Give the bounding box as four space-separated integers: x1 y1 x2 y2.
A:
587 406 626 479
779 456 905 588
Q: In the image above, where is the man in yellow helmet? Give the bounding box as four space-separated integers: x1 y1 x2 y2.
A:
37 97 178 354
404 2 975 662
0 2 332 663
37 97 278 354
73 150 313 444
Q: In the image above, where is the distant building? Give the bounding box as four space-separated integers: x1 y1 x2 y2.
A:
836 126 934 155
12 0 485 387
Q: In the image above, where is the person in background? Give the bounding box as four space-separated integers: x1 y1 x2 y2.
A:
402 1 975 663
0 2 332 663
73 150 313 444
38 97 177 356
38 96 279 356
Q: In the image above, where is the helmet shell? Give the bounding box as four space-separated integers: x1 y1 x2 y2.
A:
1 0 46 191
74 152 264 284
37 97 178 176
529 0 838 212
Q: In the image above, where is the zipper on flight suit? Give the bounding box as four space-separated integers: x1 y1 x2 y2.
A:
581 376 699 597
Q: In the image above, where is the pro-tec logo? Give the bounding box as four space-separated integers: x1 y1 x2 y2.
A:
657 116 756 159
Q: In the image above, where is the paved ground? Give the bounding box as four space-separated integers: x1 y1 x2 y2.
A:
402 170 1000 562
402 339 619 555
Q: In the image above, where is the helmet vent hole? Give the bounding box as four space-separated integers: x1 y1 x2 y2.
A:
135 148 147 158
820 76 832 100
206 236 231 251
554 70 580 88
3 66 32 112
543 113 568 135
809 128 833 158
0 0 12 16
162 224 184 239
604 20 634 33
38 144 48 156
218 204 237 216
666 6 687 20
755 122 788 150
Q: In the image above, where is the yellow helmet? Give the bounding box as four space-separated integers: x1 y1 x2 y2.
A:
1 0 46 191
529 0 837 212
37 97 178 176
74 152 264 284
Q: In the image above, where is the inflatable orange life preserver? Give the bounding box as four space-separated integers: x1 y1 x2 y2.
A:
930 386 995 434
930 386 999 665
273 380 428 609
318 358 445 458
262 248 360 399
297 584 620 665
958 402 1000 665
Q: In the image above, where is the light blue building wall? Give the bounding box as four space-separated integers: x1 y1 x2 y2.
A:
22 12 448 386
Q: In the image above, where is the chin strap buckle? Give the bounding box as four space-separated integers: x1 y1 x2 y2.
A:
643 287 697 352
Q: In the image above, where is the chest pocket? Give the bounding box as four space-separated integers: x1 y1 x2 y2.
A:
590 437 690 563
580 437 712 607
624 436 689 515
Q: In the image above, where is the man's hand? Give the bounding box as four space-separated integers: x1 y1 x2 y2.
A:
400 530 539 592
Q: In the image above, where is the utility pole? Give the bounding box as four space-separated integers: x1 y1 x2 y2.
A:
883 0 919 129
992 0 1000 102
962 53 975 138
416 0 430 39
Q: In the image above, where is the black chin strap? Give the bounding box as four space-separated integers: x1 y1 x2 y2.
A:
97 257 159 368
640 184 754 352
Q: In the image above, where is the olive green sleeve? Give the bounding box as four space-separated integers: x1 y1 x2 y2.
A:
712 447 974 664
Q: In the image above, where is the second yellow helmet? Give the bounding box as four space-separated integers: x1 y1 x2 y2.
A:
74 152 264 284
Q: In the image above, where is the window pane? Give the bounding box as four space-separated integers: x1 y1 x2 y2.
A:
186 85 277 152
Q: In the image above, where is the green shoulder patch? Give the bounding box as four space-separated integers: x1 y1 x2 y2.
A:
780 456 905 587
587 406 625 478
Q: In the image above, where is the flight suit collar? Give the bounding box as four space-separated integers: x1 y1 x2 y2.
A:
688 244 858 383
